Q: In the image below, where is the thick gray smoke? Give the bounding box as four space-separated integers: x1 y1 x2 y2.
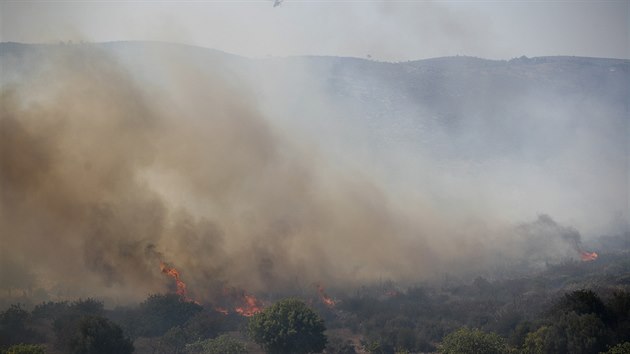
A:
0 43 627 305
502 214 589 267
520 214 582 253
0 45 437 303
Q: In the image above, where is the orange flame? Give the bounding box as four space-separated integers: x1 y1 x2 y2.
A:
160 261 188 297
316 283 336 307
234 293 264 317
214 307 229 315
580 251 598 262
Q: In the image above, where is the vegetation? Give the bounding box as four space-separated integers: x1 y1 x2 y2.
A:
64 315 134 354
248 298 327 354
51 298 106 351
135 293 204 337
0 305 43 348
1 344 45 354
185 334 247 354
601 342 630 354
439 327 507 354
0 251 628 354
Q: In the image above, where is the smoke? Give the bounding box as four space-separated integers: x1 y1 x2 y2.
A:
0 44 433 303
1 46 170 301
507 214 588 266
0 43 626 305
523 214 582 251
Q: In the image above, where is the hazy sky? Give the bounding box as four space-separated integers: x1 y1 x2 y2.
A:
1 0 628 61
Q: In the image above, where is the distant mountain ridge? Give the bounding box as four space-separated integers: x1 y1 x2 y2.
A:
2 41 628 163
2 40 628 64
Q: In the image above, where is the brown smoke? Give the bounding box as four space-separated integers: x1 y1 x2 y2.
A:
2 44 614 305
0 45 449 303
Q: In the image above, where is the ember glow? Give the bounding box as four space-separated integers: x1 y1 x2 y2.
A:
234 293 264 317
214 307 229 315
316 283 337 307
159 262 188 298
580 251 598 262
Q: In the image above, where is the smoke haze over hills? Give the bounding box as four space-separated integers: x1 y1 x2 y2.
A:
0 42 628 304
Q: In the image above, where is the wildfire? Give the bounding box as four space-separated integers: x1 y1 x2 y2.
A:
214 307 229 315
156 262 266 316
214 288 264 316
580 251 598 262
160 261 188 298
234 293 264 317
316 283 337 307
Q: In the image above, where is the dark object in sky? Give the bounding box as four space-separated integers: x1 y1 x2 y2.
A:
273 0 284 7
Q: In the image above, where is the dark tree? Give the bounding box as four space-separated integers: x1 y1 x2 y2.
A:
136 293 203 337
32 301 69 321
562 312 609 354
601 342 630 354
522 312 610 354
65 315 133 354
325 336 356 354
53 298 105 350
1 343 46 354
508 321 533 348
0 305 44 348
248 298 327 354
607 290 630 342
439 327 507 354
68 298 104 316
522 325 566 354
185 334 248 354
182 311 236 340
157 326 188 354
552 289 607 320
